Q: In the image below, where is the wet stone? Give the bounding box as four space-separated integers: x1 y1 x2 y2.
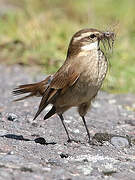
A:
3 134 27 141
7 113 18 121
60 153 69 158
34 137 56 145
34 137 47 145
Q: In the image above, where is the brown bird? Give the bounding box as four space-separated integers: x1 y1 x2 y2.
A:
13 28 115 143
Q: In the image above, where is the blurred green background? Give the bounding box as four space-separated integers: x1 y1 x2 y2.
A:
0 0 135 93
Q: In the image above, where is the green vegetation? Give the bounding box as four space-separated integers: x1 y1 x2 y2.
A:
0 0 135 93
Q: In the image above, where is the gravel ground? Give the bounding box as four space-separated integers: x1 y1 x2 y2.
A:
0 64 135 180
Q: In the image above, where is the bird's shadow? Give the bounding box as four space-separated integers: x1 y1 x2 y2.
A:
0 134 56 145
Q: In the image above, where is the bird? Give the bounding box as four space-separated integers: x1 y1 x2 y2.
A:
13 28 115 144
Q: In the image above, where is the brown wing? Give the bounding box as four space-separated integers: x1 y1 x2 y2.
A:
33 64 80 120
50 64 79 89
13 75 53 101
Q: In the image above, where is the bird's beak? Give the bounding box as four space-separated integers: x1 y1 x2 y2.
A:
103 31 115 41
99 31 115 51
99 31 115 41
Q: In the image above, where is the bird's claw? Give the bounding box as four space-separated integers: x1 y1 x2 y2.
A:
67 138 80 143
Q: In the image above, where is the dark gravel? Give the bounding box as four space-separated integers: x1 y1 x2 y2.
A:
0 64 135 180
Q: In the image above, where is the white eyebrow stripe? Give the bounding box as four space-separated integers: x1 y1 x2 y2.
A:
74 32 92 41
81 41 98 51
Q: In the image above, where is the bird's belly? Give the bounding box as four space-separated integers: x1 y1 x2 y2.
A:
55 79 99 108
72 80 99 103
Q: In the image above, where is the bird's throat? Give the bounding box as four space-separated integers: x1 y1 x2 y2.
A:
81 41 98 51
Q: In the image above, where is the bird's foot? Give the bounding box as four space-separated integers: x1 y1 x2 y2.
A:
67 138 81 144
87 139 94 145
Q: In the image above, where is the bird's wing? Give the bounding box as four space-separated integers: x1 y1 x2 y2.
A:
50 64 79 89
33 63 80 120
13 75 53 101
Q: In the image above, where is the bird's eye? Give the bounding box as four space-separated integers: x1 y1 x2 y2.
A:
89 34 96 39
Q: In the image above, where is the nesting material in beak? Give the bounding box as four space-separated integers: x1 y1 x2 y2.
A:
100 31 115 53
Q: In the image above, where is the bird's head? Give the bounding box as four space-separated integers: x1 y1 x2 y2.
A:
67 28 115 58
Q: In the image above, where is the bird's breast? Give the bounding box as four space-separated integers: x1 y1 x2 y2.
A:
80 50 108 85
54 50 108 108
74 50 108 100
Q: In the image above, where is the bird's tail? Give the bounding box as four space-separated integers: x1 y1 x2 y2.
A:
13 75 52 101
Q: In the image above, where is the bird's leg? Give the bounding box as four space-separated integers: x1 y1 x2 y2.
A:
81 116 91 144
58 114 80 143
58 114 72 142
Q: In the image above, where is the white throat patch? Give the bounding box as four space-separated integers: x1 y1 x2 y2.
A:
81 41 98 51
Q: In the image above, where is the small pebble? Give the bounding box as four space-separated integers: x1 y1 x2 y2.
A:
131 138 135 145
108 99 116 104
111 136 130 148
125 119 135 126
42 167 51 172
20 167 33 172
7 151 14 155
23 102 29 107
92 101 101 108
73 129 80 134
0 129 7 136
31 122 38 127
31 134 40 137
64 120 71 123
7 113 18 121
83 158 89 162
60 153 69 158
47 159 61 166
102 170 117 176
0 112 2 119
92 133 111 144
26 118 33 123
